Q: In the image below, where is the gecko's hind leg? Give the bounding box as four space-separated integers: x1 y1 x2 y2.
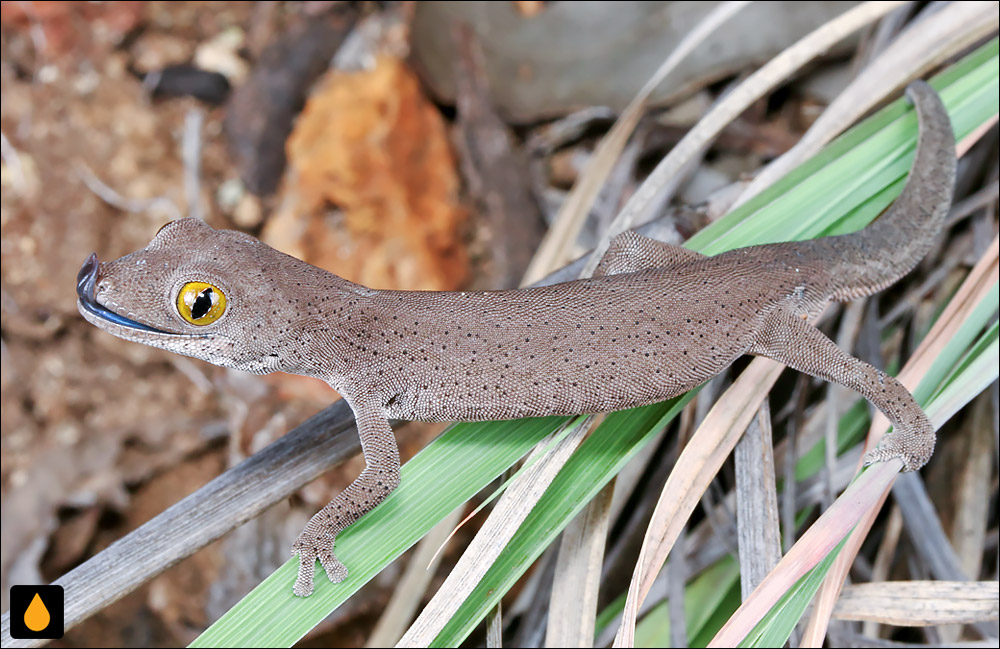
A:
750 308 934 472
594 230 706 276
291 403 400 596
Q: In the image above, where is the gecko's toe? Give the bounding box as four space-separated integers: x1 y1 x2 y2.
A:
863 430 934 473
318 547 348 584
293 576 315 598
291 533 348 595
292 545 318 597
862 447 903 471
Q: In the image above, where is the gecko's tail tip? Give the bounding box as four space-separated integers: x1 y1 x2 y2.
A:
904 79 933 104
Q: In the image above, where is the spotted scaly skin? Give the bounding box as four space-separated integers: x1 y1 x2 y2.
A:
77 82 955 596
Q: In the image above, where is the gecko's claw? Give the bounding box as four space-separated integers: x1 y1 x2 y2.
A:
291 534 349 597
318 547 349 584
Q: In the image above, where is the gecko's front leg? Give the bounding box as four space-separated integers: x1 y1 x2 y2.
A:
292 400 400 596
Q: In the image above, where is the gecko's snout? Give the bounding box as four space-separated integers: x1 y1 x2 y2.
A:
76 252 100 302
76 252 168 334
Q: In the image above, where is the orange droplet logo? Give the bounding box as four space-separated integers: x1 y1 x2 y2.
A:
24 592 50 632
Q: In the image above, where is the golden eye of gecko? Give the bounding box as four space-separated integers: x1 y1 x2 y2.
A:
177 282 226 325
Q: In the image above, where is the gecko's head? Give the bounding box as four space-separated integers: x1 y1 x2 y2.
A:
77 218 322 375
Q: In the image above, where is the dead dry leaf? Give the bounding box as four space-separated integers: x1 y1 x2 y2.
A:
264 56 466 291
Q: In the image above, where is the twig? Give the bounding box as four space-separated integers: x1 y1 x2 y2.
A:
76 163 182 221
947 180 1000 228
183 108 205 221
545 478 614 647
453 23 546 289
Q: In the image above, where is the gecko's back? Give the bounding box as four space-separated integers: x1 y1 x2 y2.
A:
359 249 827 422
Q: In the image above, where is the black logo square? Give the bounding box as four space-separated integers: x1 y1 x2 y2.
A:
9 585 64 639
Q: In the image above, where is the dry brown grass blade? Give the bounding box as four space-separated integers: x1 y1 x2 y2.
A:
584 0 909 279
733 0 999 207
396 419 589 647
613 357 788 647
951 393 994 581
800 234 1000 646
734 402 782 599
863 506 904 638
545 481 614 647
521 0 751 285
486 602 502 648
365 508 463 648
832 581 1000 626
709 459 904 647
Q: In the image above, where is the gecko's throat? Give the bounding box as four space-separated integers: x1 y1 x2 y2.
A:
76 252 168 334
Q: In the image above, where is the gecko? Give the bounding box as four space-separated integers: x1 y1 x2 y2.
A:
76 81 956 597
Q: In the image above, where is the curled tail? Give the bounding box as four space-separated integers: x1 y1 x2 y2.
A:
826 81 957 301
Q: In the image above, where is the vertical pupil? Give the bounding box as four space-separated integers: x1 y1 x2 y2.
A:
191 288 214 319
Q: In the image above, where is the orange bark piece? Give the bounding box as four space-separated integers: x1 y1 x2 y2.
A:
264 56 466 291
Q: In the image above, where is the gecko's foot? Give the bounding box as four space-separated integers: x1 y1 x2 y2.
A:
862 429 935 473
291 535 348 597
